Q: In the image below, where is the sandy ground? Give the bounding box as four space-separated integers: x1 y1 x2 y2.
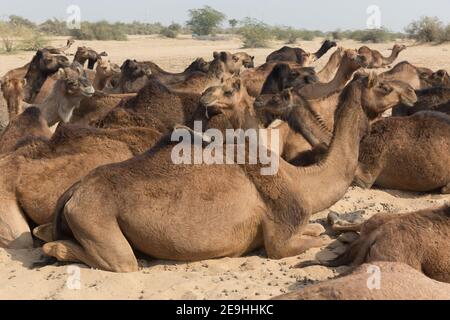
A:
0 36 449 300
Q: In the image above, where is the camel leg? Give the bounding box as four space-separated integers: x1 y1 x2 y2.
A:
0 198 33 249
33 223 53 243
441 183 450 194
263 221 326 259
303 223 326 237
44 205 138 272
353 163 383 189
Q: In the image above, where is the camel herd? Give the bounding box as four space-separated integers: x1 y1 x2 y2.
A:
0 39 449 300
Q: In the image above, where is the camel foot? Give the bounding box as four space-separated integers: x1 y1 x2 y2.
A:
33 224 53 243
43 241 82 263
328 211 365 233
441 184 450 194
303 223 326 237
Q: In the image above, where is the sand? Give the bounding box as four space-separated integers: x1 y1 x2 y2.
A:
0 36 449 300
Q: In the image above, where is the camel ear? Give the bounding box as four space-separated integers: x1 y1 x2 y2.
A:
213 51 219 59
21 78 27 86
232 55 239 62
251 56 255 61
367 72 379 88
232 78 241 91
99 51 108 57
58 68 67 79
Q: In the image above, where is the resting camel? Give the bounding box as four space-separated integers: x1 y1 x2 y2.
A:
0 107 52 154
379 61 449 90
38 74 412 272
275 262 450 300
28 62 95 126
0 77 26 120
0 119 162 249
93 58 121 91
266 40 337 64
23 49 71 103
392 87 450 116
358 44 406 69
298 206 450 283
354 111 450 193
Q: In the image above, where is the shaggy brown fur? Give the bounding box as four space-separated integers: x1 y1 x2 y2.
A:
73 46 108 70
276 262 450 300
298 206 450 283
0 107 52 154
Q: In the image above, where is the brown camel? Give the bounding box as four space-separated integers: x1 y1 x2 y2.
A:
167 51 241 94
358 44 406 69
38 74 411 272
28 62 95 126
392 87 450 116
2 63 30 81
275 262 450 300
0 107 52 154
256 49 370 130
266 40 337 64
316 46 345 83
379 61 449 90
23 49 71 103
93 58 121 91
0 77 26 120
73 46 108 70
298 206 450 283
0 121 162 249
354 111 450 193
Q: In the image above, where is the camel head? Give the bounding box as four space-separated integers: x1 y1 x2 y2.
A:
200 77 249 119
391 44 407 53
211 51 243 78
187 58 210 73
254 87 297 119
428 69 450 87
342 49 369 70
232 52 255 69
360 72 417 117
120 59 151 81
96 58 121 78
59 62 95 98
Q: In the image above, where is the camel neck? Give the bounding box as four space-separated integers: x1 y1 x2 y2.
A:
288 82 364 214
93 74 111 91
384 49 400 64
227 94 260 131
317 51 342 82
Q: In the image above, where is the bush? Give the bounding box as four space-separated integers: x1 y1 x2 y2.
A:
70 21 127 41
160 23 181 38
347 28 398 43
19 30 48 51
238 18 272 48
0 22 16 52
406 16 444 42
187 6 226 36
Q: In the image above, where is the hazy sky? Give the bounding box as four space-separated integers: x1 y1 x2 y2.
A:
0 0 449 32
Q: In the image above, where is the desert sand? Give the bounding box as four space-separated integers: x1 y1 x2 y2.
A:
0 36 449 300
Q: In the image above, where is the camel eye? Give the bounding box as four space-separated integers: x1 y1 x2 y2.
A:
224 90 233 96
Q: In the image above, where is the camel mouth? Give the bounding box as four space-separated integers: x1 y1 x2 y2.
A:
81 86 95 97
401 96 417 107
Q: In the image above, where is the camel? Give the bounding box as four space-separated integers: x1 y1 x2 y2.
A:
27 62 95 126
44 39 75 55
2 63 30 81
38 74 412 272
259 65 318 96
316 46 345 83
23 49 71 103
167 51 243 94
0 107 52 154
73 46 108 69
266 40 337 65
354 111 450 193
0 120 162 249
392 87 450 116
0 77 26 120
379 61 449 90
113 59 153 93
298 206 450 283
358 44 406 69
93 58 121 91
275 262 450 300
256 49 370 130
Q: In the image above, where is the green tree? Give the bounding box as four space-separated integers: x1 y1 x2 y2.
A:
229 19 238 34
238 18 272 48
405 16 444 42
187 6 226 36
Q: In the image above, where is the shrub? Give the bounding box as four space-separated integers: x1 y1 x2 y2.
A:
238 18 272 48
160 23 182 38
70 21 127 41
187 6 226 36
0 22 16 52
347 28 397 43
19 30 48 51
406 16 444 42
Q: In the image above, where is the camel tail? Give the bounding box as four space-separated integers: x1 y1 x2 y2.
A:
52 181 81 241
